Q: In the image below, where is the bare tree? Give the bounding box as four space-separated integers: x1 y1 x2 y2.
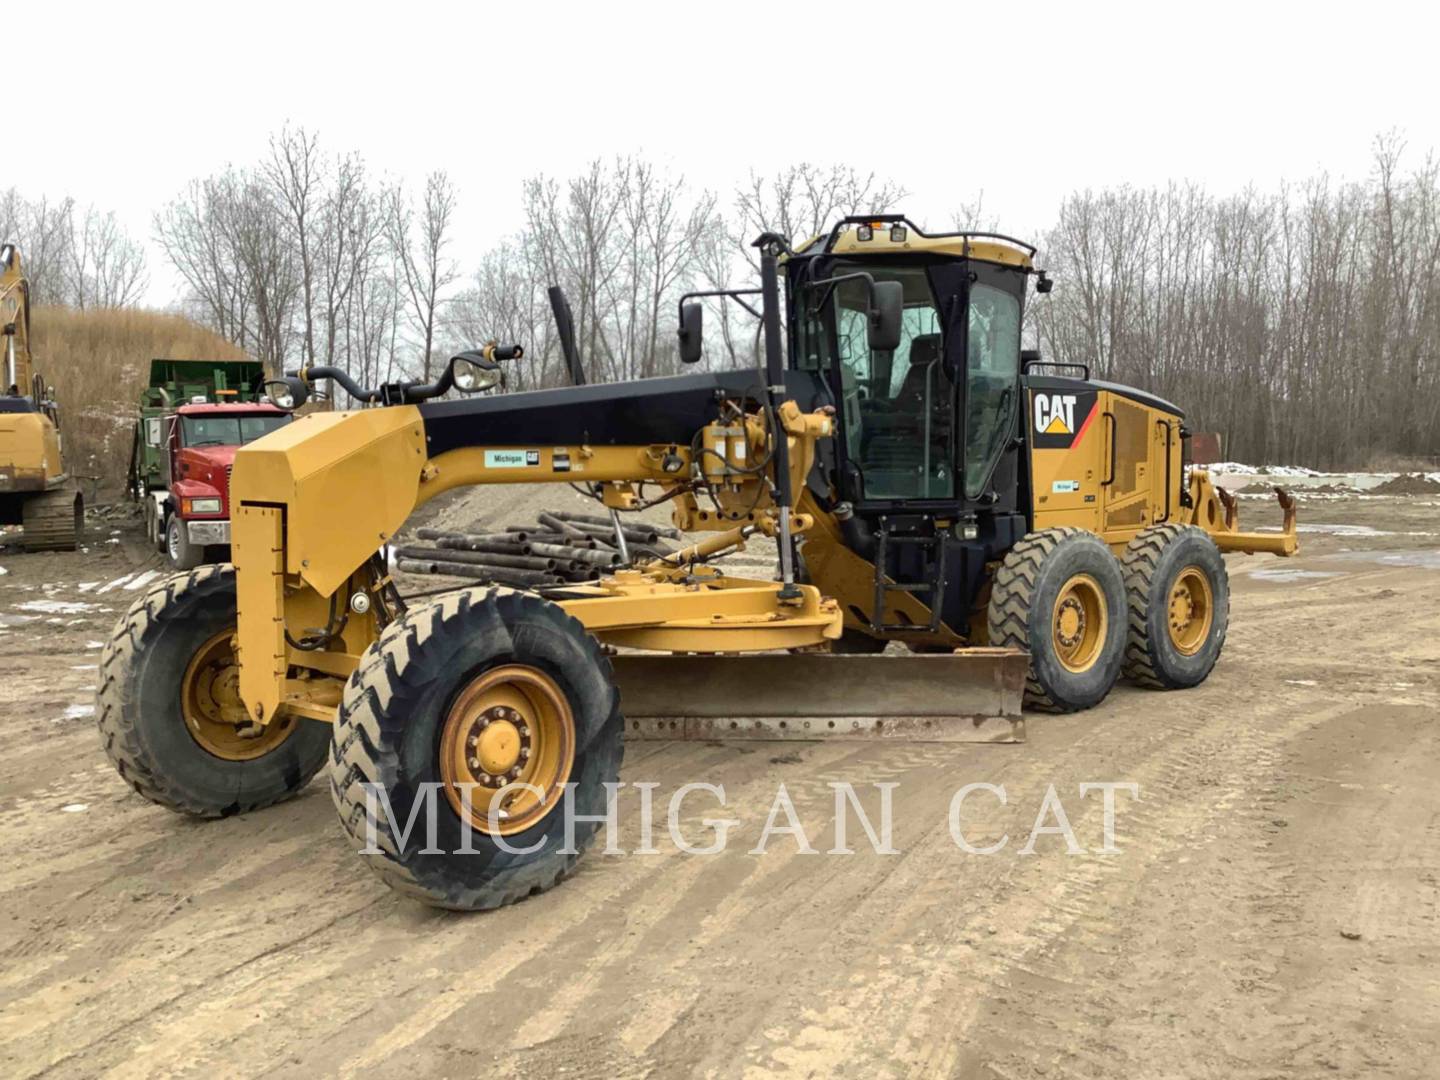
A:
67 207 148 308
317 151 381 367
155 177 251 343
265 126 323 366
386 171 459 380
733 163 908 261
1 190 77 303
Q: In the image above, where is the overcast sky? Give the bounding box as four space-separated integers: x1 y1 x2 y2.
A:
13 1 1438 305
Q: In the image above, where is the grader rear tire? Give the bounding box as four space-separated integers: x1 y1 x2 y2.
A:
987 527 1127 712
1121 524 1229 689
329 588 623 911
95 565 332 816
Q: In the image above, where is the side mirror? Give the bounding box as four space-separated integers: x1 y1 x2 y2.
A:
868 280 903 353
678 302 703 364
264 376 309 411
1020 348 1042 370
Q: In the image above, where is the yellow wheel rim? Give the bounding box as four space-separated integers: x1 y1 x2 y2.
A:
1167 565 1214 655
181 629 297 760
439 665 575 837
1051 573 1107 674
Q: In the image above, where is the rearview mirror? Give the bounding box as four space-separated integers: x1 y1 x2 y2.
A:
678 302 703 364
868 280 903 353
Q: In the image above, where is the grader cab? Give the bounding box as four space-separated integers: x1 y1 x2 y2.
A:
96 217 1297 910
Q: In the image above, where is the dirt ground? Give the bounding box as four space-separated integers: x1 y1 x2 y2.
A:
1 491 1437 1078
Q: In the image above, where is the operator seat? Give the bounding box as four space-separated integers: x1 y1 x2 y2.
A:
863 334 953 495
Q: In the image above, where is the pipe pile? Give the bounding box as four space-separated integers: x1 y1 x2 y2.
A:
397 512 677 589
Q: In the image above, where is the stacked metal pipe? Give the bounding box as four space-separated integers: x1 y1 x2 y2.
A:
394 511 680 589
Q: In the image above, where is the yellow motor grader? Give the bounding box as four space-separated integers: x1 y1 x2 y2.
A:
95 218 1296 910
0 245 84 549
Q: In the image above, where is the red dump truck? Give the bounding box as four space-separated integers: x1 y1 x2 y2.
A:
129 359 292 569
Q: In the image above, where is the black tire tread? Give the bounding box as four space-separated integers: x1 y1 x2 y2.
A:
327 587 621 911
1121 523 1230 689
96 564 323 817
987 526 1083 712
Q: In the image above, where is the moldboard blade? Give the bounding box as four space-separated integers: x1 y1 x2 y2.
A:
610 649 1027 743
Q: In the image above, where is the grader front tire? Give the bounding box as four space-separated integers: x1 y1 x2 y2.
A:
329 588 623 911
95 566 331 817
987 527 1128 712
1121 524 1230 689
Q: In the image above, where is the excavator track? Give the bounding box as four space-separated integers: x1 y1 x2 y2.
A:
21 483 83 552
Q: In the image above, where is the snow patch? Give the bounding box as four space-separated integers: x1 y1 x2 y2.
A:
95 573 134 594
60 803 89 813
123 570 161 591
15 598 97 615
56 703 95 721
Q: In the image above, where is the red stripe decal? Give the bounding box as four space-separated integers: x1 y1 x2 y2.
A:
1071 400 1098 445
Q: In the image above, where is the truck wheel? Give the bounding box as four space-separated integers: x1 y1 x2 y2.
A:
987 527 1127 712
330 588 623 911
166 515 202 570
1121 524 1229 689
96 566 332 817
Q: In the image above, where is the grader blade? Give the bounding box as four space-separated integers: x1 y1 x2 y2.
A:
611 649 1028 743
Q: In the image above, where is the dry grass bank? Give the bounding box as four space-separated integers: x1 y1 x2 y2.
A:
30 306 246 499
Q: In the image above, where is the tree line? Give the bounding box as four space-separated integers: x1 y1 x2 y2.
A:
0 190 148 309
1036 136 1440 468
5 131 1436 468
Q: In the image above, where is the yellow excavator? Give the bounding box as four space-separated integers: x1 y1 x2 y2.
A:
95 218 1297 910
0 245 83 549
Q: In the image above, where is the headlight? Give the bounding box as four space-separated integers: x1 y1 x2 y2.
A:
185 497 222 514
263 376 308 411
451 355 502 393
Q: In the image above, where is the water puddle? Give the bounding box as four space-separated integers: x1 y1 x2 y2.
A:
1247 567 1342 583
1323 549 1440 571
